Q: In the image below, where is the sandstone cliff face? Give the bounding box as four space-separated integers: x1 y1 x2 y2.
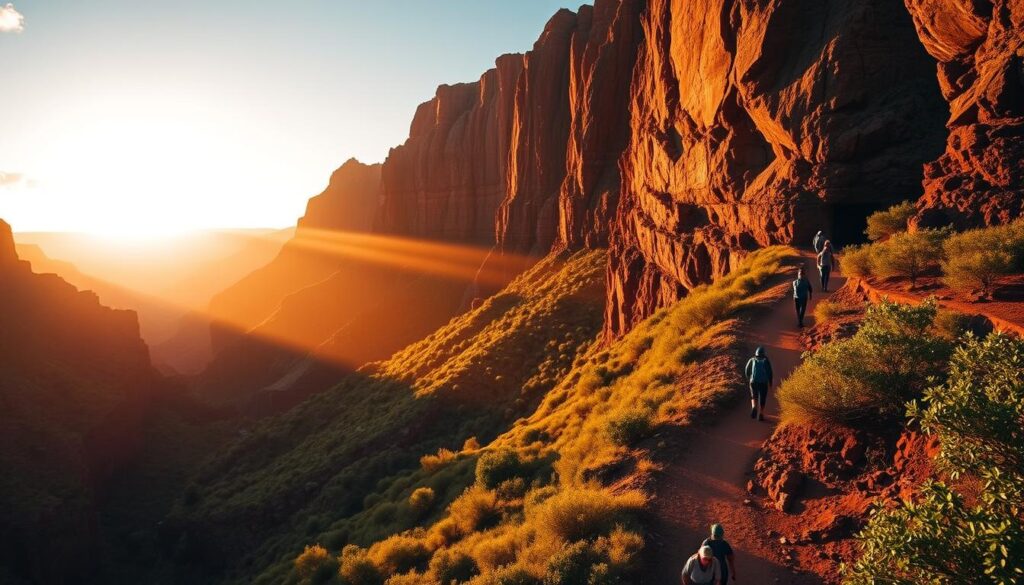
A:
377 55 523 245
605 0 948 337
905 0 1024 229
0 219 156 584
499 0 643 256
298 158 381 232
378 0 641 257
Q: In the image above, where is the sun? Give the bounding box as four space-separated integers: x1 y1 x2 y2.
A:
16 90 273 237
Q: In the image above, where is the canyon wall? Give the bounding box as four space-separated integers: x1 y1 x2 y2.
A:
378 0 641 256
605 0 949 337
0 219 157 583
905 0 1024 229
208 0 1024 393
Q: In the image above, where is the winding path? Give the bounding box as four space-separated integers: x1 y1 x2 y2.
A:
647 254 845 584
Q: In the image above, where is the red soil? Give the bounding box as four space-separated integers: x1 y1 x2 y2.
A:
647 255 844 584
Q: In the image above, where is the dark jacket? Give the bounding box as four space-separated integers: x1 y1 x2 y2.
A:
792 277 813 300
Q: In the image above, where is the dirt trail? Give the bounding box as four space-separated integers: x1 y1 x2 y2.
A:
648 254 845 584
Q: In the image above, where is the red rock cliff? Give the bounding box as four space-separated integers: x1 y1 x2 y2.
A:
298 158 382 232
905 0 1024 229
377 54 524 245
605 0 949 337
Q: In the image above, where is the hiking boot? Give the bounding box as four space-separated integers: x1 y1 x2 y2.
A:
750 407 757 419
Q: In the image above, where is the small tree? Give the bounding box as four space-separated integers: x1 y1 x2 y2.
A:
942 221 1024 297
294 544 338 584
845 334 1024 584
865 201 917 242
872 228 949 288
779 299 951 424
839 244 876 278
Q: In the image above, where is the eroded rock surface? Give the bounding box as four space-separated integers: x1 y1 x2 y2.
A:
906 0 1024 229
605 0 948 337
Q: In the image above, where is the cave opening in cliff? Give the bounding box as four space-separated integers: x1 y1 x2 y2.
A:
829 202 887 248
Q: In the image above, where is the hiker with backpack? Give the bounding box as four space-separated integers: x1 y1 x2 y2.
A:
792 267 813 327
813 230 825 253
744 346 773 421
682 545 722 585
702 523 737 583
817 240 835 292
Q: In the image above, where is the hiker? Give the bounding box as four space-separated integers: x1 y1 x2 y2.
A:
792 267 813 327
817 240 834 292
702 524 737 583
744 346 773 421
813 230 825 253
682 545 721 585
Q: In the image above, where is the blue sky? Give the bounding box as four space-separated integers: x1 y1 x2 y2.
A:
0 1 581 233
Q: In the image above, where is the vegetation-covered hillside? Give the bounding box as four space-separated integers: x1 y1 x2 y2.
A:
161 246 801 584
166 250 609 582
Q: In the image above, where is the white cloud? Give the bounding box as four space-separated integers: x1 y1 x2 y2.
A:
0 3 24 33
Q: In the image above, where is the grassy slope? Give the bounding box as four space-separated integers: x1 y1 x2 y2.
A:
169 250 609 583
278 246 801 584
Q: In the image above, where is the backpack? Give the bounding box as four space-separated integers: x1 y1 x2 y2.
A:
792 278 806 298
749 357 769 384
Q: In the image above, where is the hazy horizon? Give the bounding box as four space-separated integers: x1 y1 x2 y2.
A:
1 1 582 235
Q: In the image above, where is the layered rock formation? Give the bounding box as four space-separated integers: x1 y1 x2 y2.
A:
905 0 1024 229
377 56 521 245
0 219 157 583
299 158 382 232
500 0 643 256
202 1 645 407
605 0 949 337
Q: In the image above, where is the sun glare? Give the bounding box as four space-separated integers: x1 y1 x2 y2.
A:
10 89 294 236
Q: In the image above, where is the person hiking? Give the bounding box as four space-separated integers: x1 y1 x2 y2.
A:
817 240 834 292
682 545 721 585
702 523 737 583
813 230 825 253
792 267 813 327
744 346 773 421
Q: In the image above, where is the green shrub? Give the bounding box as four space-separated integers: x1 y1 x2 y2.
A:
488 564 542 585
429 549 479 584
476 450 530 490
409 487 436 517
933 309 973 340
780 299 951 424
449 486 502 534
840 244 875 278
942 221 1024 297
605 407 655 447
543 541 598 585
813 300 844 323
529 489 645 546
294 544 338 584
339 545 384 585
594 526 644 572
368 534 430 575
845 334 1024 584
872 228 949 288
865 201 916 241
